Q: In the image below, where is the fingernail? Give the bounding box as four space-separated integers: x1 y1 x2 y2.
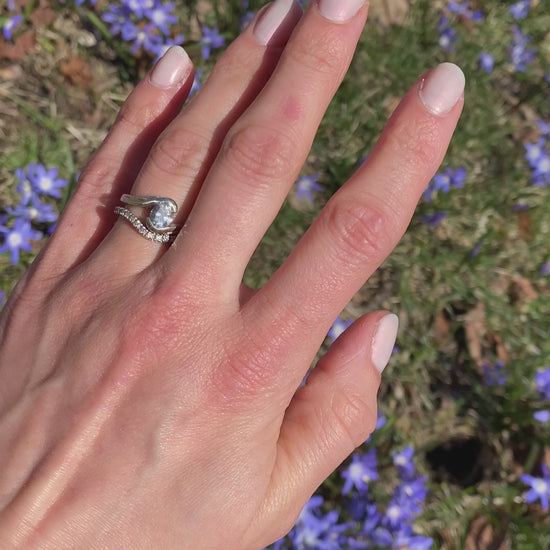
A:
150 46 192 88
371 314 399 374
318 0 365 22
254 0 303 47
418 62 465 115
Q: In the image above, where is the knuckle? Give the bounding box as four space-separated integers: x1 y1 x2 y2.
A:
330 388 378 449
322 197 394 267
384 117 444 178
116 90 161 132
222 124 297 185
148 126 208 179
286 25 349 77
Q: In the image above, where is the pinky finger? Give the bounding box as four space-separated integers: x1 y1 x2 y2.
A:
41 46 194 276
260 312 399 544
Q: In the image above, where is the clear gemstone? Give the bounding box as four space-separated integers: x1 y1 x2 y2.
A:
149 201 176 230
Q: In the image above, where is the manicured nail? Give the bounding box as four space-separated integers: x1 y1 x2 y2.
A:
254 0 303 47
150 46 192 88
318 0 365 22
418 62 465 115
371 314 399 374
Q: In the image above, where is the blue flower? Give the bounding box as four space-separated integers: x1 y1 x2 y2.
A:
438 15 458 52
509 25 537 72
341 450 378 495
395 475 430 510
28 164 68 199
0 218 42 265
422 212 448 227
532 150 550 187
102 4 133 36
392 524 434 549
199 26 225 60
327 315 353 341
524 138 546 167
447 1 483 21
123 23 163 55
393 446 416 480
2 15 23 41
509 0 531 19
535 367 550 399
295 173 322 203
541 261 550 277
6 194 58 225
534 410 550 423
482 361 508 387
190 67 204 97
145 1 178 36
478 52 494 73
431 167 466 194
520 464 550 511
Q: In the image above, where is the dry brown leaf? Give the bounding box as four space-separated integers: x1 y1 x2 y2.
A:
61 56 94 88
433 311 452 347
465 516 510 550
29 1 55 27
0 31 35 61
517 210 532 242
464 302 486 366
511 274 538 305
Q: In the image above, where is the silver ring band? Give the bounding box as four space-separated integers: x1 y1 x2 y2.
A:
114 194 180 242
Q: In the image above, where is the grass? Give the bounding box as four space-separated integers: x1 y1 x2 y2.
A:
1 0 550 547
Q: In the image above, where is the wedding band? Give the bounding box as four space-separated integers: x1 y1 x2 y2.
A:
114 194 180 243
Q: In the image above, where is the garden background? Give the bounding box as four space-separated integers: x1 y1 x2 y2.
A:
1 0 549 548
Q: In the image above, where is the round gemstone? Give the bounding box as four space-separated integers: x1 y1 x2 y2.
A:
148 200 176 230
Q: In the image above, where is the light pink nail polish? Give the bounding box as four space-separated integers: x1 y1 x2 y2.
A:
254 0 303 46
418 62 465 115
149 46 192 89
318 0 365 22
371 314 399 374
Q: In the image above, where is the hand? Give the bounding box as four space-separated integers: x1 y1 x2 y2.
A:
0 0 464 548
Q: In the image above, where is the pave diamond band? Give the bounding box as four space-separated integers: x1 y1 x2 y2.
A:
114 194 180 242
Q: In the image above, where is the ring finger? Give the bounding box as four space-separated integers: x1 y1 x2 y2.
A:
96 0 303 273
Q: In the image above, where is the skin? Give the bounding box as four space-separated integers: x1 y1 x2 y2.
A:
0 1 463 549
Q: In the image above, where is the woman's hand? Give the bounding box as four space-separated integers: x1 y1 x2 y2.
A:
0 0 464 548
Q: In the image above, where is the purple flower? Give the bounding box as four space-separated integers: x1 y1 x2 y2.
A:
520 464 550 510
123 23 163 55
478 52 495 73
447 1 483 21
535 367 550 399
422 212 448 227
295 173 322 203
6 194 58 225
102 4 133 36
438 15 458 52
395 476 430 509
534 410 550 423
145 1 177 36
537 120 550 139
199 26 225 60
393 446 416 480
541 261 550 277
190 67 204 97
341 450 378 495
0 218 42 265
482 361 508 387
28 164 67 199
327 315 353 341
509 0 531 19
0 290 5 308
525 138 546 167
392 525 434 549
431 166 467 194
382 497 417 531
532 150 550 187
509 25 537 72
15 166 35 205
3 15 23 41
